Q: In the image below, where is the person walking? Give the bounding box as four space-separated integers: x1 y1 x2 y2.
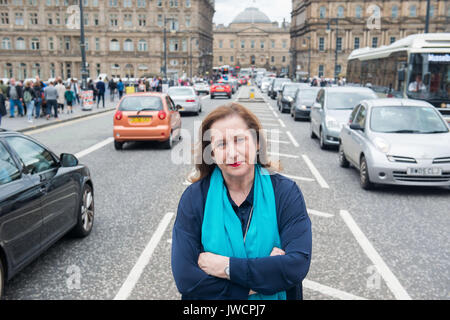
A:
88 79 97 102
96 77 105 108
109 78 117 101
171 103 312 300
71 79 80 105
55 79 66 114
32 80 43 118
6 78 24 118
0 89 6 127
23 81 36 123
117 79 124 99
64 85 74 114
44 81 58 120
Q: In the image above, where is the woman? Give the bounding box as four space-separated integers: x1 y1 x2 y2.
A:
0 88 6 126
23 81 36 123
171 103 312 300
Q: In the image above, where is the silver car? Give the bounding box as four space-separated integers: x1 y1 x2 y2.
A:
167 86 202 115
310 87 378 149
193 82 210 95
339 99 450 189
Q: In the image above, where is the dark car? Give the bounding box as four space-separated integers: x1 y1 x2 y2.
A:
0 130 94 298
278 83 310 113
268 78 292 100
290 87 321 121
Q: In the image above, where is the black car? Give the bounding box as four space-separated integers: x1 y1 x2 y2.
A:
290 87 321 121
268 78 292 100
0 130 94 298
277 83 310 113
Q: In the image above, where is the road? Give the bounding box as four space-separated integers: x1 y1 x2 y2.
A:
3 86 449 300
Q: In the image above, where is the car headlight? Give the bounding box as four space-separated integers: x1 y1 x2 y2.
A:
286 97 293 103
373 137 390 154
326 116 340 129
300 105 307 110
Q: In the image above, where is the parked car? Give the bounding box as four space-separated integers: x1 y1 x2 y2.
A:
268 78 292 100
167 86 202 115
310 87 378 149
261 77 274 93
210 82 232 99
113 93 182 150
193 82 210 95
291 86 321 121
278 83 310 113
0 130 94 298
339 99 450 189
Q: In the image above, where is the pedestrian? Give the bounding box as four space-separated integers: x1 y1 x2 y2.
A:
23 81 36 123
117 79 124 99
96 77 105 108
88 79 97 102
33 80 43 118
109 78 117 101
71 79 80 105
0 80 7 97
157 77 162 92
55 78 66 114
171 103 312 300
0 89 6 127
64 86 74 113
138 79 146 92
44 81 58 120
6 78 24 118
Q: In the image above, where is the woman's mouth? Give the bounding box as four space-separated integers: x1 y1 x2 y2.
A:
228 162 242 168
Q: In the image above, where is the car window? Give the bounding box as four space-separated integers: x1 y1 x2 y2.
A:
166 96 176 111
5 136 58 175
349 105 361 123
168 88 194 96
325 91 376 110
354 105 367 127
0 142 21 185
119 96 163 111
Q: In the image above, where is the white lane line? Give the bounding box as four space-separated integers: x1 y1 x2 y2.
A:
279 173 315 182
303 279 367 300
201 95 210 100
307 209 334 218
75 137 114 159
339 210 412 300
267 139 291 144
285 131 299 148
301 154 330 189
268 151 300 159
278 119 286 128
261 123 280 127
114 212 175 300
272 111 279 118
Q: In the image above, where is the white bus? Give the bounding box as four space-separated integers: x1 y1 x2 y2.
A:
347 33 450 121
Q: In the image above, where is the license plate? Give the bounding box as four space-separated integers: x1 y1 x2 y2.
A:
130 117 151 124
217 88 224 91
407 167 442 176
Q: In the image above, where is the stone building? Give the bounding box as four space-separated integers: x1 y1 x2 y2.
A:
213 6 291 74
0 0 215 81
290 0 450 80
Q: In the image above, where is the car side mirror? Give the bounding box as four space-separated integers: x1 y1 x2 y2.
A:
312 102 321 109
349 123 364 131
60 153 79 167
176 105 182 110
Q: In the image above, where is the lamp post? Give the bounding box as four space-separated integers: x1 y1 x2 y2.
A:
425 0 431 33
307 35 311 81
79 0 87 91
163 17 175 81
327 18 339 83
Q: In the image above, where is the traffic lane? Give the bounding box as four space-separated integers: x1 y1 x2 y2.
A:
265 94 450 299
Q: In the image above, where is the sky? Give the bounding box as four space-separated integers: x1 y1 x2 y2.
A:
213 0 292 26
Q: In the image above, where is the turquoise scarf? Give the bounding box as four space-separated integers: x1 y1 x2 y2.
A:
202 165 287 300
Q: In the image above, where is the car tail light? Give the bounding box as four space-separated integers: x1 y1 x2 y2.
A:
115 110 123 121
186 99 195 102
158 110 167 120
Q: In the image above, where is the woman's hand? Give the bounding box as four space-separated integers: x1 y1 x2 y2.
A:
270 247 285 256
198 252 230 279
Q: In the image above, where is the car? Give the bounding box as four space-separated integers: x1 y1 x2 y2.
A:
210 82 232 99
339 99 450 189
167 86 202 115
193 82 210 95
268 78 292 100
228 79 239 94
261 77 274 93
0 130 94 298
113 92 182 150
310 87 378 149
291 86 321 121
278 83 310 113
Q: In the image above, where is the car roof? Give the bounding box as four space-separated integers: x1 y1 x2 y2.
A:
121 92 167 98
362 98 434 108
323 86 374 93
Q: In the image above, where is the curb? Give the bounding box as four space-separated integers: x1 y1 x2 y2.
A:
16 107 116 133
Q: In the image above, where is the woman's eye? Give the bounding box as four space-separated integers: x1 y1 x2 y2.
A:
236 136 246 143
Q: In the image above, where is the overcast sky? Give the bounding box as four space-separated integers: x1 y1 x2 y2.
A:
213 0 292 26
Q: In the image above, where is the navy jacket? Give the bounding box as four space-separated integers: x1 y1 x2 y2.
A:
96 81 105 94
171 171 312 300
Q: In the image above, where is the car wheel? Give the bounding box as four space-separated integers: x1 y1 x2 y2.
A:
0 257 4 299
210 95 214 99
70 183 94 238
228 94 232 99
360 156 373 190
319 129 327 150
162 131 173 149
114 141 123 150
339 143 350 168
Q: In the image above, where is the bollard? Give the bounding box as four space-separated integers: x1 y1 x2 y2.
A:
250 88 255 99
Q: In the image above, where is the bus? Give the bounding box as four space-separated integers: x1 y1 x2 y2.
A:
347 33 450 121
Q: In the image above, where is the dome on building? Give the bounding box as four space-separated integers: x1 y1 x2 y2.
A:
231 7 272 24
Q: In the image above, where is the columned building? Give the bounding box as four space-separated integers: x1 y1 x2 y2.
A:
291 0 450 80
213 7 290 74
0 0 215 81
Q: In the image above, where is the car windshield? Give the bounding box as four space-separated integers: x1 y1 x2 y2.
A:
370 106 449 133
298 88 320 101
168 88 194 96
327 91 376 109
119 96 163 111
274 79 291 89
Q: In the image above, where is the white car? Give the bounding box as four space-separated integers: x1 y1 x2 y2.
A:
167 86 202 115
193 82 210 95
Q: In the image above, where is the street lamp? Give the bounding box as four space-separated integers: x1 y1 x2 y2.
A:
189 37 197 79
163 17 175 81
327 18 339 83
79 0 88 91
307 36 311 81
425 0 431 33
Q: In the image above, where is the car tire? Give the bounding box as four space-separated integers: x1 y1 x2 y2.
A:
0 257 4 299
310 123 316 139
339 144 350 168
360 156 373 190
319 129 328 150
70 183 94 238
162 131 173 149
210 95 214 99
228 94 232 99
114 141 123 150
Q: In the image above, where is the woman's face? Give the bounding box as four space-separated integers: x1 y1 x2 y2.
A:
209 114 258 180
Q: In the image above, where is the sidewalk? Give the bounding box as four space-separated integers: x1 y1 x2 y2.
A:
1 96 118 133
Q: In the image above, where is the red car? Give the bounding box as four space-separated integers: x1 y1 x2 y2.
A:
210 82 232 99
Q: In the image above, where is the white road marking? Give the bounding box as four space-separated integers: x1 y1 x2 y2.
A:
75 137 114 159
278 119 286 128
307 209 334 218
201 95 210 100
261 123 280 127
285 131 299 147
301 154 330 189
339 210 412 300
114 212 175 300
268 151 300 159
303 279 367 300
266 139 291 144
279 173 315 182
272 111 279 118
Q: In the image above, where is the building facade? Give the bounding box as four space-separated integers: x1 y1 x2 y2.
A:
213 7 290 74
291 0 450 80
0 0 215 81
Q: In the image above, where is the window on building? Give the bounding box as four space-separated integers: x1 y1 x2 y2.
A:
218 40 223 49
319 37 324 51
32 63 41 77
84 13 89 26
271 40 275 48
271 56 274 63
4 63 13 78
319 6 326 19
110 39 120 51
430 5 434 18
337 6 344 18
185 0 190 7
318 65 324 77
219 56 223 63
282 40 287 49
29 12 38 25
138 14 146 26
337 37 342 51
241 40 245 49
123 14 132 27
16 37 25 50
391 5 398 18
95 38 100 51
170 0 178 8
48 36 54 50
355 5 362 18
123 0 131 8
336 64 341 75
137 0 146 8
372 37 378 48
47 13 53 25
0 12 8 24
260 41 264 49
15 12 24 25
169 39 179 52
65 36 70 50
251 40 255 49
109 0 117 7
170 19 179 31
138 39 148 51
230 40 234 48
94 13 99 26
93 0 98 6
230 56 234 63
50 63 55 78
390 37 396 44
124 39 133 52
354 37 360 49
282 56 286 63
185 16 190 27
110 14 118 27
1 37 11 50
409 5 417 17
157 0 162 7
157 14 163 27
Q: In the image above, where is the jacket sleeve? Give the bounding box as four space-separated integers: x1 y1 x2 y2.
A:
228 182 312 295
171 187 249 300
